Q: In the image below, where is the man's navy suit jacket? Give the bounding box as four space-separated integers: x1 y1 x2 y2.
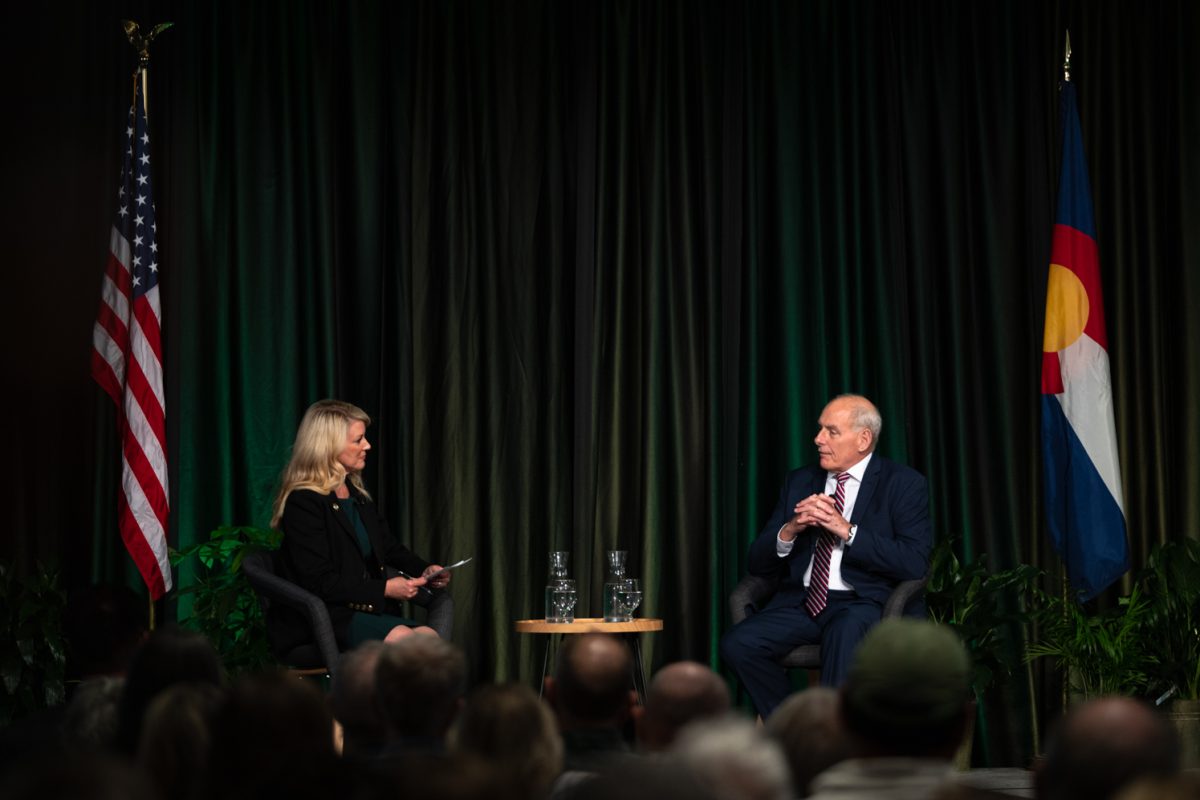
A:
746 454 931 609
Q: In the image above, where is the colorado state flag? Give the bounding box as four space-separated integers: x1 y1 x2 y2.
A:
1040 80 1129 601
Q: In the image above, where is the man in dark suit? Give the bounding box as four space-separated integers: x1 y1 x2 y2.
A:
720 394 931 719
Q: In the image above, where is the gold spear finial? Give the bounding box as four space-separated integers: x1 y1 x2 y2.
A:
123 20 174 69
1063 30 1072 83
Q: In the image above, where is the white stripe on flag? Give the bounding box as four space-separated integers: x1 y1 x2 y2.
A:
123 373 170 500
121 453 173 591
1056 332 1126 513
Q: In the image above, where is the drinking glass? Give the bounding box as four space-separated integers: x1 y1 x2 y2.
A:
552 579 577 624
545 551 571 622
617 578 642 621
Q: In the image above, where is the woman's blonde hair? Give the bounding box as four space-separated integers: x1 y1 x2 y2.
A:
271 399 372 527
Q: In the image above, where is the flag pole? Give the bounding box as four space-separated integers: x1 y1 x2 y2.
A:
120 19 172 630
1058 27 1072 719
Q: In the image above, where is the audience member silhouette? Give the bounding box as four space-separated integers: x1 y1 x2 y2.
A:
330 641 389 758
136 682 221 800
806 618 973 800
670 714 794 800
60 676 124 754
375 634 467 754
635 660 731 753
204 670 351 800
1035 696 1181 800
450 682 564 798
543 633 638 774
766 686 852 797
114 624 223 756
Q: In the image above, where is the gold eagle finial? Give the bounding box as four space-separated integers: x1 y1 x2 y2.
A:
123 20 174 68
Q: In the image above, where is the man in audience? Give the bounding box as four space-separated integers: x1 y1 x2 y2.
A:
1035 696 1180 800
543 632 638 772
329 641 389 758
806 618 972 799
375 634 467 755
635 660 731 753
766 687 852 797
671 714 795 800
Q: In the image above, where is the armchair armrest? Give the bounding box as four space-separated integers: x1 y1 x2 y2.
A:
882 576 928 618
241 550 341 676
729 573 781 625
410 588 454 639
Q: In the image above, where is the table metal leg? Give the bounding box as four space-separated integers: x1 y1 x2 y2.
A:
538 635 553 698
630 634 647 704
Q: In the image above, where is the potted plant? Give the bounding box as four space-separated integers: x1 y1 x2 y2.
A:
1025 584 1155 700
925 538 1041 767
170 524 282 675
1137 539 1200 768
0 561 66 725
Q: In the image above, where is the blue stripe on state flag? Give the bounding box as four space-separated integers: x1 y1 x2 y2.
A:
1041 398 1128 601
1055 83 1096 239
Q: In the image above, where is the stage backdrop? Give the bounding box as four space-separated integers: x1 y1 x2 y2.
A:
6 0 1198 766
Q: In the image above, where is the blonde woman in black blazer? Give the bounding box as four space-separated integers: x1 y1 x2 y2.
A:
267 399 449 657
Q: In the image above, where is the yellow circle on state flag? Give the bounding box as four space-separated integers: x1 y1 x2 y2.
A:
1043 263 1089 353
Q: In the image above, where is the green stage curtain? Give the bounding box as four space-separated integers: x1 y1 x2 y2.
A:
7 0 1198 766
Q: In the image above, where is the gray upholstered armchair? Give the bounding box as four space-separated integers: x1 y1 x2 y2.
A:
241 550 454 678
727 572 928 672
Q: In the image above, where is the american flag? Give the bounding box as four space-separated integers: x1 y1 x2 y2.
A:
91 74 172 599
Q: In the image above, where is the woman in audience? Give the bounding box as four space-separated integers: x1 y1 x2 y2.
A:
269 399 450 658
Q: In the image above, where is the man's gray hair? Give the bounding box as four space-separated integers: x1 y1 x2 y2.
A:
669 713 794 800
834 394 882 446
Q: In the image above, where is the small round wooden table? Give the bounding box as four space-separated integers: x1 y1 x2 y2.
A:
514 617 664 702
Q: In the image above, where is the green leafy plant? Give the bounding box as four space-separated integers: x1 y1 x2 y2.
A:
1026 583 1155 700
1137 539 1200 701
0 561 67 725
925 539 1041 699
170 524 282 675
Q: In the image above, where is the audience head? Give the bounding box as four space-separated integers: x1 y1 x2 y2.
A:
1036 696 1180 800
114 624 223 755
330 641 389 756
670 713 794 800
61 676 125 754
636 660 731 752
839 618 970 759
450 682 563 797
205 670 338 799
376 635 467 742
545 632 636 730
63 583 147 679
766 686 851 797
136 682 221 800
